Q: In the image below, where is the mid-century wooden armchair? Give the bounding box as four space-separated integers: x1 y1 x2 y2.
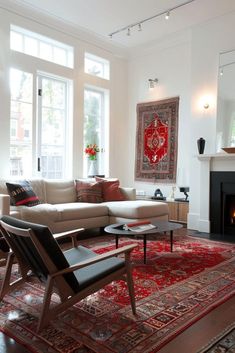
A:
0 216 136 332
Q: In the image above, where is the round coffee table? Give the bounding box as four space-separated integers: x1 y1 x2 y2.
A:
104 220 183 264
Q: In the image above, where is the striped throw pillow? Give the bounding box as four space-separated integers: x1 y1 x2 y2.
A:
75 180 103 203
6 181 40 207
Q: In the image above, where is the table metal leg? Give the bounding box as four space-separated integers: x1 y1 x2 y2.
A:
143 235 147 264
170 230 173 252
116 235 119 248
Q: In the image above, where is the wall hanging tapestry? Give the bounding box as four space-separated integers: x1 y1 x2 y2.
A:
135 97 179 183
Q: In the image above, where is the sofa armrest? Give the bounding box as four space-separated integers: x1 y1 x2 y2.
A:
0 194 10 216
119 187 136 201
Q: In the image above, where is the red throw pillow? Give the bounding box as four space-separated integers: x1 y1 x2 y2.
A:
75 180 103 203
95 177 126 202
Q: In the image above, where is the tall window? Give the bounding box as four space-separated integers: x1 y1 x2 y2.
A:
10 68 72 178
84 88 109 176
10 69 33 176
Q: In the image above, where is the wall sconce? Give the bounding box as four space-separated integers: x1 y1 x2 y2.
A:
203 102 209 109
148 78 158 89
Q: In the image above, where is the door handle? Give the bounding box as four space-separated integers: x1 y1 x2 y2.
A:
37 157 41 172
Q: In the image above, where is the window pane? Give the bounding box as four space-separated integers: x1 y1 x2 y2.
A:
85 58 104 77
85 53 110 80
42 78 65 109
24 36 38 56
10 145 32 176
39 76 67 179
41 146 63 179
41 108 64 145
10 68 33 177
10 31 23 52
84 90 101 147
10 69 32 103
54 47 66 66
40 42 53 61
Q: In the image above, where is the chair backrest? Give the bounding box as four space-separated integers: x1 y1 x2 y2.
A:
0 216 79 294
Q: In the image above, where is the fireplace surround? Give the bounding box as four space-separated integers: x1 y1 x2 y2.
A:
188 153 235 233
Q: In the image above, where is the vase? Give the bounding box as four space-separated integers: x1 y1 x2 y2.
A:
88 160 98 177
197 137 205 154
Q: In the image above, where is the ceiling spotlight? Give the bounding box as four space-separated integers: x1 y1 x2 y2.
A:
148 78 158 89
220 68 223 76
165 11 170 20
138 23 142 31
127 28 131 36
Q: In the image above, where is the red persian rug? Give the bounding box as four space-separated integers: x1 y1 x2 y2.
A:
0 234 235 353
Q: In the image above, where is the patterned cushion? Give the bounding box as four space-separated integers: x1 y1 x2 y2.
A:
95 177 126 202
6 181 40 207
75 180 103 203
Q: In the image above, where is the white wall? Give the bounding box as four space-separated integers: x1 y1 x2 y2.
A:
0 6 129 182
126 31 191 197
126 10 235 230
188 10 235 231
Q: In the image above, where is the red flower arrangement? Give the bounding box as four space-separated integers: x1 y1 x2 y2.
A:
84 144 99 160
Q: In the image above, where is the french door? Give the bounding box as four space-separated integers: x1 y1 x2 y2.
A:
10 69 71 178
37 74 70 179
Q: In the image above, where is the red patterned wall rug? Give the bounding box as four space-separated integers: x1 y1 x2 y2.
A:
135 97 179 183
0 234 235 353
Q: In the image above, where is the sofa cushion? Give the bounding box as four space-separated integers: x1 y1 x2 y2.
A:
75 180 103 203
44 180 77 204
104 200 169 219
95 177 126 202
6 180 40 207
17 204 60 226
55 203 108 221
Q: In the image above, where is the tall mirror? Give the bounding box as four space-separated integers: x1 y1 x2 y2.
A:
216 49 235 152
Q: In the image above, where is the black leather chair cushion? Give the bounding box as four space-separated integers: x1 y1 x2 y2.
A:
1 216 79 292
64 246 125 290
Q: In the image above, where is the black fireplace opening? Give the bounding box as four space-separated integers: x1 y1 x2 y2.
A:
223 194 235 235
210 172 235 236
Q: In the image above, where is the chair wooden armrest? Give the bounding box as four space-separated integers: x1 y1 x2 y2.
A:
53 228 85 247
51 244 137 278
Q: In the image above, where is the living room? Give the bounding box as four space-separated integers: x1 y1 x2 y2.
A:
0 0 235 352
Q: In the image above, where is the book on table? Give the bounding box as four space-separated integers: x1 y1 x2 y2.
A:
123 220 157 233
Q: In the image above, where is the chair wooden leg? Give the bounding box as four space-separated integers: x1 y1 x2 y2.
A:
0 252 28 300
0 252 15 300
125 255 136 315
37 276 54 332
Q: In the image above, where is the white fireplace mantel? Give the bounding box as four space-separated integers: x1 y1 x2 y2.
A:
196 153 235 233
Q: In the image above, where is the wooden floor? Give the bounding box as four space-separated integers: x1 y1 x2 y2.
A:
0 228 234 353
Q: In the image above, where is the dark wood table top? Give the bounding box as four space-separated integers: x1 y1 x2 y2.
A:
105 220 182 236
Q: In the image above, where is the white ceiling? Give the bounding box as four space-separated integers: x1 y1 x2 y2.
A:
4 0 235 49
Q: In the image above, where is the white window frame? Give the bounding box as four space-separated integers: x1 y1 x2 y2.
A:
85 52 110 80
10 24 74 69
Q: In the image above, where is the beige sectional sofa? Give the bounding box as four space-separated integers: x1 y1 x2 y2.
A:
0 179 169 233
